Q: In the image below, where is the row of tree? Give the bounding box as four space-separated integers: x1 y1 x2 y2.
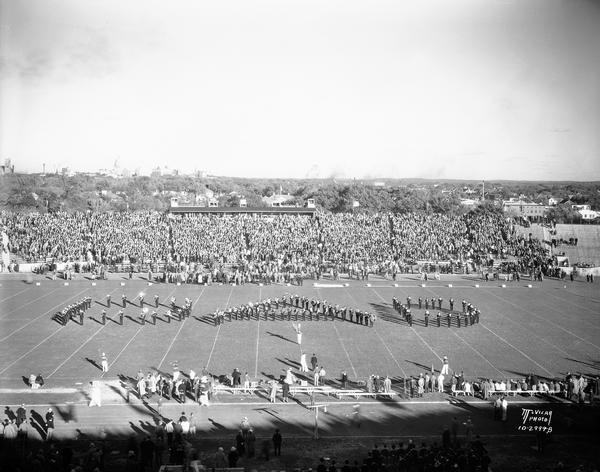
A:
1 173 598 222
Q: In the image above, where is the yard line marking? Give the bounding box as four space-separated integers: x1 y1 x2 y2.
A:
410 327 443 362
371 287 441 361
0 287 90 342
47 324 108 378
355 288 407 377
542 287 600 315
104 326 144 376
421 285 574 359
255 319 261 378
535 289 600 327
0 286 30 303
479 323 555 377
373 326 407 378
157 286 206 370
450 330 506 378
486 306 573 357
0 327 65 375
157 318 188 370
206 325 221 369
254 286 262 378
419 283 556 376
47 285 124 378
103 286 180 376
0 285 64 320
332 322 358 379
317 287 358 379
207 285 235 369
485 288 600 350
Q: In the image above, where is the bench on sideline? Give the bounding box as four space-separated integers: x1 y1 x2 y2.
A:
334 389 398 399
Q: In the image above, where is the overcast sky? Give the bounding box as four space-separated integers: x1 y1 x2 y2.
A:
1 0 599 180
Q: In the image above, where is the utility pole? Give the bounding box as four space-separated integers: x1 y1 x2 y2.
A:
307 403 328 439
482 180 485 201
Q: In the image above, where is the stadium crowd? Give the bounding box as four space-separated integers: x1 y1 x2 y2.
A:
1 209 556 279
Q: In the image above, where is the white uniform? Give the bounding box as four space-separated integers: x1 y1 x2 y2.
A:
300 353 308 372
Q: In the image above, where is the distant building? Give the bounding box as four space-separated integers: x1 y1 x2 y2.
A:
503 200 548 221
262 193 295 207
572 204 591 211
0 159 14 175
548 196 559 206
168 205 316 217
460 198 479 207
578 209 599 221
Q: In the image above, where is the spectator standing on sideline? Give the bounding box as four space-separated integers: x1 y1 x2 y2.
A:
89 381 102 407
45 408 55 441
101 352 108 372
16 404 26 426
300 351 308 372
441 356 449 375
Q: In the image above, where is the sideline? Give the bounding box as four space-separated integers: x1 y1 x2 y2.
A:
0 398 566 408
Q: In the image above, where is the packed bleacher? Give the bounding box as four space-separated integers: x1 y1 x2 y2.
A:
0 209 556 277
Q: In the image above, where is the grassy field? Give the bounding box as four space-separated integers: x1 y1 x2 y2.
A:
1 272 599 471
1 272 598 391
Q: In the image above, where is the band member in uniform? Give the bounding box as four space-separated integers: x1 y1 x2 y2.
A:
424 310 429 327
118 309 124 325
437 312 441 327
155 295 160 308
122 294 127 308
418 297 423 309
106 294 111 308
101 309 107 325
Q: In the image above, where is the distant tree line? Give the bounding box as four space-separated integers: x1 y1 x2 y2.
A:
1 172 598 221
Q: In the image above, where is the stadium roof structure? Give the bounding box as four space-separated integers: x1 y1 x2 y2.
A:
168 205 316 217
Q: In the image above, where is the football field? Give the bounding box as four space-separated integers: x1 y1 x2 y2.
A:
1 272 598 392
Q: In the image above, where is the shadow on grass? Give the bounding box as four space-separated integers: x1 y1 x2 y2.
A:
85 357 102 371
125 315 143 325
266 331 296 343
193 315 213 326
50 402 75 423
30 409 47 439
